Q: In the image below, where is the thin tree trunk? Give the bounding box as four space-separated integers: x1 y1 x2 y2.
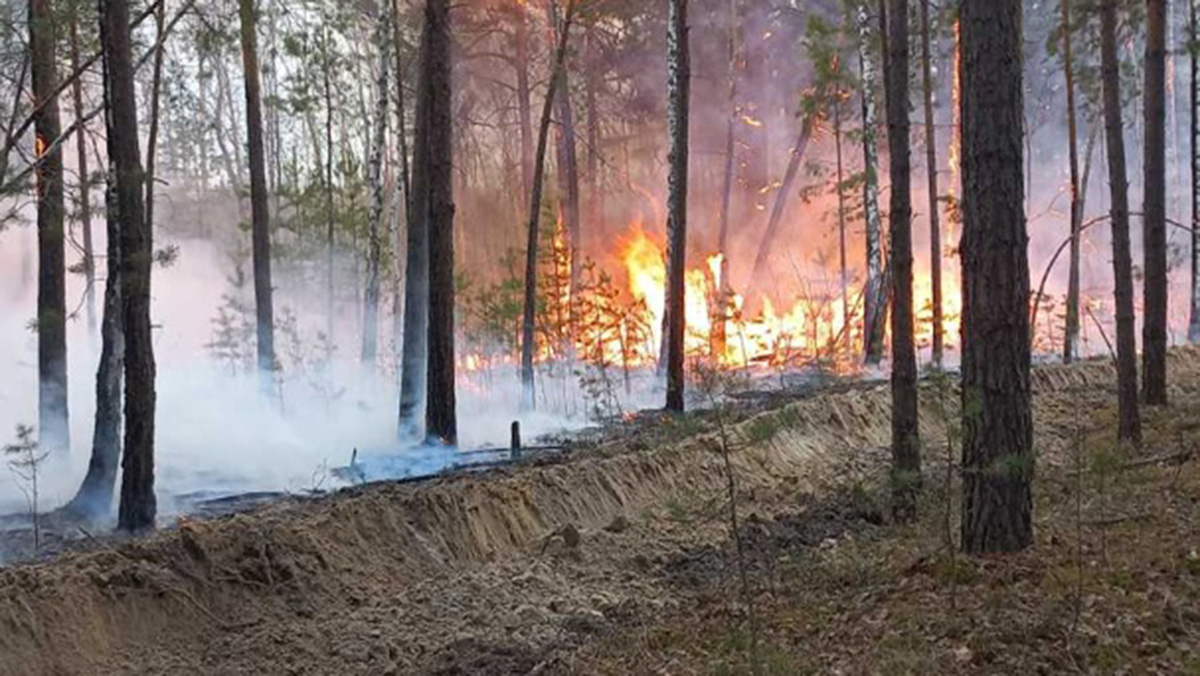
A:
1143 0 1169 406
553 29 582 302
102 0 156 532
745 114 816 296
515 0 533 198
362 5 392 370
858 0 885 366
713 0 737 359
211 55 241 193
144 0 165 243
393 0 411 370
67 4 125 517
69 5 97 337
585 23 601 238
665 0 690 413
198 52 210 191
399 8 432 436
424 0 456 445
31 0 70 455
885 0 920 522
1101 0 1143 444
520 1 576 410
1191 0 1200 343
1062 0 1083 363
920 0 942 369
239 0 276 384
960 0 1034 554
324 28 337 343
834 95 849 330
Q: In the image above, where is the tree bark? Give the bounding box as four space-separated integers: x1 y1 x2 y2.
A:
101 0 156 532
520 1 576 410
144 0 165 247
665 0 690 413
362 5 392 370
884 0 920 522
30 0 70 455
393 0 411 370
552 18 582 302
1143 0 1169 406
1062 0 1083 363
424 0 456 445
399 9 432 437
69 5 97 337
515 0 533 199
960 0 1034 553
1191 0 1200 344
1100 0 1143 444
239 0 276 385
858 1 885 366
919 0 942 369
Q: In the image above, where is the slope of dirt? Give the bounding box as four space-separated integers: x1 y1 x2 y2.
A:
1 350 1198 675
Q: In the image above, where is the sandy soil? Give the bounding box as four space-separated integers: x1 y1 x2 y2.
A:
1 351 1197 675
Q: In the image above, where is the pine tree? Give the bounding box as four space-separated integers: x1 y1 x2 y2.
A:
664 0 690 413
424 0 457 444
103 0 157 532
960 0 1034 553
857 0 885 366
884 0 920 522
1102 0 1143 444
30 0 70 455
1143 0 1169 405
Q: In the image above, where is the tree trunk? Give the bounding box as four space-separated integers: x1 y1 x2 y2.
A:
1191 0 1200 344
665 0 690 413
1143 0 1169 406
553 46 582 302
1062 0 1083 363
399 9 432 437
515 0 533 199
884 0 920 522
834 96 849 331
960 0 1034 554
393 0 411 370
424 0 456 445
520 1 576 410
323 28 337 342
102 0 156 532
713 0 738 359
239 0 275 385
144 0 165 246
585 23 601 238
30 0 70 455
1100 0 1143 444
919 0 942 369
858 1 885 366
362 5 392 370
67 54 126 519
69 6 97 337
745 114 815 297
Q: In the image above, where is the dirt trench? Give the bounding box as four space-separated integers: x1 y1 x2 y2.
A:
1 351 1193 675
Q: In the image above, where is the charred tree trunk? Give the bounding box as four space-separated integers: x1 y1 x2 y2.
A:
30 0 70 455
424 0 456 445
102 0 156 532
858 1 885 366
1062 0 1083 363
884 0 920 522
960 0 1034 553
69 6 97 336
67 40 126 519
1143 0 1169 406
362 6 392 370
746 114 815 296
665 0 690 413
1101 0 1143 444
1191 0 1200 344
919 0 942 369
399 10 432 437
520 1 576 410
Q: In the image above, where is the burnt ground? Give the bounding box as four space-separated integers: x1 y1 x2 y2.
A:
3 351 1200 674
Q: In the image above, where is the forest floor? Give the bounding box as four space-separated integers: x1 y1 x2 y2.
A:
3 351 1200 674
